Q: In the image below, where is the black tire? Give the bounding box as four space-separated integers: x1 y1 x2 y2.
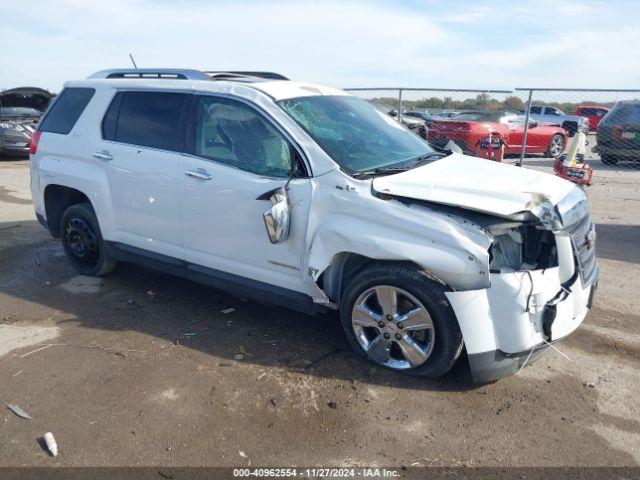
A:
562 121 577 137
546 134 565 158
340 263 464 378
600 154 619 165
60 203 116 276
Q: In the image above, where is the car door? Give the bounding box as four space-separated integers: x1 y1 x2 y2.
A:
542 106 563 125
504 117 537 152
95 90 189 259
178 94 313 294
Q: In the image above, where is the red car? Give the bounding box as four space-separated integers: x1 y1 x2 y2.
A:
574 106 610 131
428 111 568 158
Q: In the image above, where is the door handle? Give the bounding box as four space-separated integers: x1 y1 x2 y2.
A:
184 169 212 180
92 150 113 161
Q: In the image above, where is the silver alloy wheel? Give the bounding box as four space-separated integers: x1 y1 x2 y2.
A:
549 135 564 157
351 285 435 369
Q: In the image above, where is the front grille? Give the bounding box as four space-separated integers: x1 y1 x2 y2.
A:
567 215 597 284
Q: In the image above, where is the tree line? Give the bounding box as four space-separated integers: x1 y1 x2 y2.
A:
374 93 615 113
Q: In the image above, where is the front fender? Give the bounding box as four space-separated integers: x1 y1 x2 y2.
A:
306 213 492 294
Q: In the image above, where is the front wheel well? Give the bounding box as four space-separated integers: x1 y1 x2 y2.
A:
43 185 91 237
317 253 449 305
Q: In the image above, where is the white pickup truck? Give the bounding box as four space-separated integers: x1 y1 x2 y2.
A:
29 69 598 382
527 105 589 136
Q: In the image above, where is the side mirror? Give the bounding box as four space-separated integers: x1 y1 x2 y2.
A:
262 187 291 244
529 121 538 128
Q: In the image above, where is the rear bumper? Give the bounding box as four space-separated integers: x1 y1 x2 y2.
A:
0 144 30 156
595 143 640 159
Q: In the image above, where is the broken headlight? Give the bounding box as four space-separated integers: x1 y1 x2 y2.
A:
489 223 558 272
556 187 588 229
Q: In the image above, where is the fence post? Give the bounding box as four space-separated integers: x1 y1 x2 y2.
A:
518 89 533 167
397 89 403 124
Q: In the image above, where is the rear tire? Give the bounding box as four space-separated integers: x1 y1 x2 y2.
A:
340 263 463 378
600 154 619 165
60 203 116 276
546 134 565 158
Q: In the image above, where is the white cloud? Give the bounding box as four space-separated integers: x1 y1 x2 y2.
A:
440 6 491 24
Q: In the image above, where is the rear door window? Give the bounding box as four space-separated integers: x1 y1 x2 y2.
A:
102 91 188 152
38 87 95 134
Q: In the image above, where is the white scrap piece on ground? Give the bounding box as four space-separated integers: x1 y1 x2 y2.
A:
44 432 58 457
5 403 31 419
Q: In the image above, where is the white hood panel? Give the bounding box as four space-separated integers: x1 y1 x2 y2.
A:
372 154 575 218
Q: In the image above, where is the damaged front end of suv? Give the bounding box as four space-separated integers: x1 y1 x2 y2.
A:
445 187 598 381
357 155 598 382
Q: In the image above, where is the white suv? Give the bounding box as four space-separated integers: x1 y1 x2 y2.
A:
30 69 598 382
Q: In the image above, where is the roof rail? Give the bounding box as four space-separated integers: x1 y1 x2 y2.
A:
88 69 289 82
204 71 289 80
88 69 212 80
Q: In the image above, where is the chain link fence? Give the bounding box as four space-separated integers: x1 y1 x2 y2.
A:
346 87 640 172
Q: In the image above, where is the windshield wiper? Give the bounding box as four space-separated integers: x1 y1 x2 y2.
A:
353 152 447 178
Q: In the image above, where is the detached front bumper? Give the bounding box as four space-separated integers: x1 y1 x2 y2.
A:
446 266 598 383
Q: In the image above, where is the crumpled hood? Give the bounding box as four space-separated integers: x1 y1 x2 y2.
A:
372 153 575 218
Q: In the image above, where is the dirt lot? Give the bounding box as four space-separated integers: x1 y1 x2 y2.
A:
1 153 639 468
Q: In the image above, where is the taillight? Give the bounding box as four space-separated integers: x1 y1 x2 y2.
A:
612 125 623 140
29 130 42 155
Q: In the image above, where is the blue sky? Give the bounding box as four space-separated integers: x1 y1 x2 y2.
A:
1 0 639 92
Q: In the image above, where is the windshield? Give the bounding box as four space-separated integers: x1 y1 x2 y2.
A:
278 95 435 173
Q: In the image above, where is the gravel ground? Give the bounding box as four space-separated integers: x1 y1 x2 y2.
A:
0 152 639 468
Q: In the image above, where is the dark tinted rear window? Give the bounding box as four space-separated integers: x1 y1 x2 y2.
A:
606 103 640 124
38 88 95 134
102 91 187 152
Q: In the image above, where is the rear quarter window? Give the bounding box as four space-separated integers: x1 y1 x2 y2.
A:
38 87 95 134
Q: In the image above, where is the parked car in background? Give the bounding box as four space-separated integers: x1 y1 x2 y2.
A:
527 105 588 136
30 68 597 382
367 101 427 138
0 87 54 158
0 107 42 157
436 111 459 119
428 110 568 158
404 110 433 122
574 106 609 131
596 100 640 165
0 87 53 112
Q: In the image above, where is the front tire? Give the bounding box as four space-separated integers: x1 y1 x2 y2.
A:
340 263 463 378
546 134 565 158
600 153 619 165
60 203 116 276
